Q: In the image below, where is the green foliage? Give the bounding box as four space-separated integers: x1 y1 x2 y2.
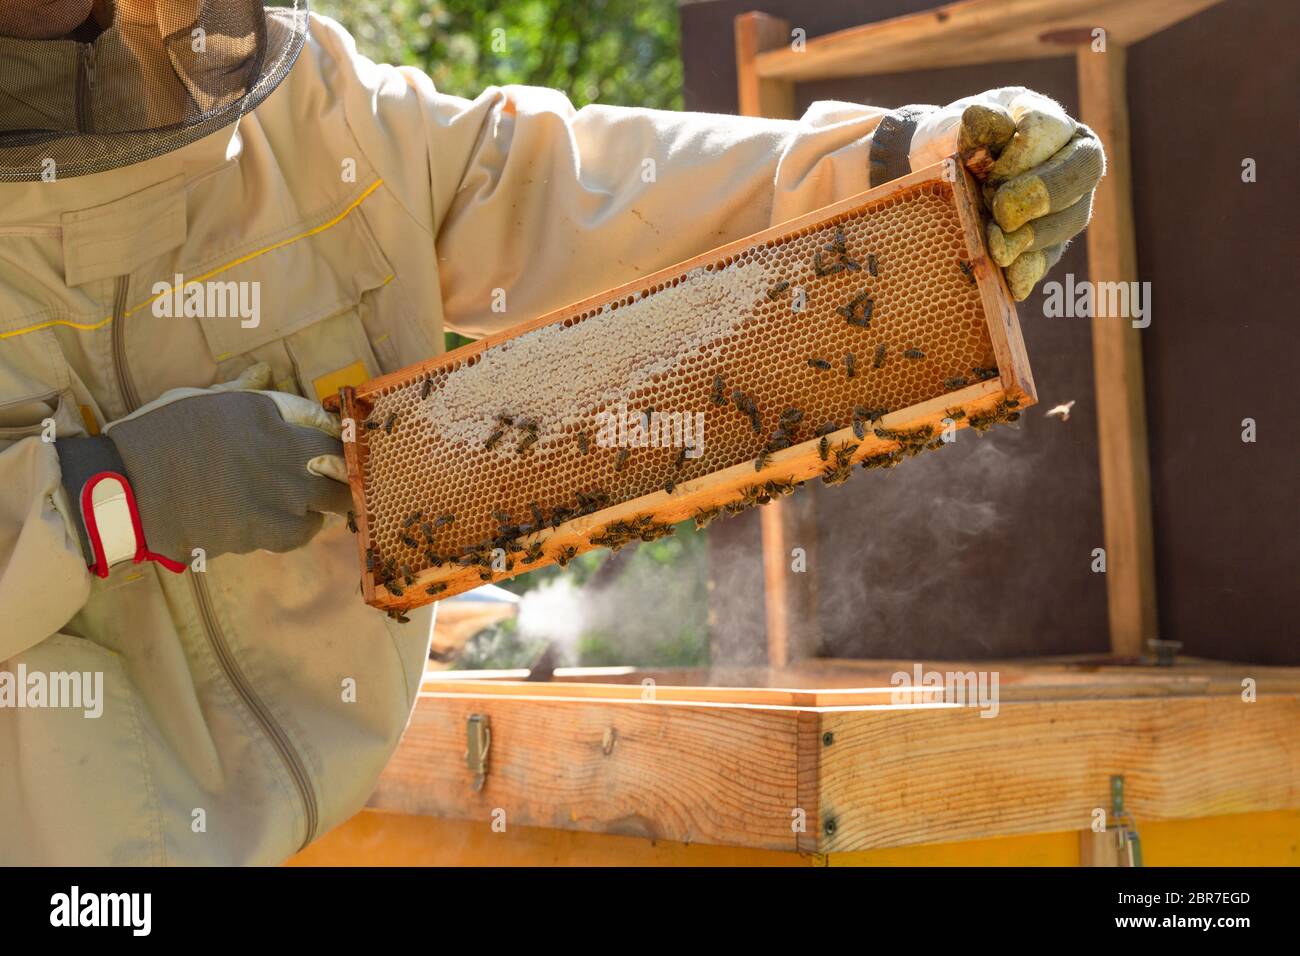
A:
307 0 683 111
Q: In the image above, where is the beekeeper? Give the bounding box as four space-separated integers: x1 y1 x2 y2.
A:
0 0 1103 864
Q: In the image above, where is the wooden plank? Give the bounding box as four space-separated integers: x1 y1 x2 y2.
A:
1077 45 1158 658
734 12 794 120
753 0 1224 83
370 693 808 851
817 694 1300 852
291 808 1300 866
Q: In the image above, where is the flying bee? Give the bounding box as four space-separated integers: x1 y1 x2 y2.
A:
754 448 772 471
808 357 831 371
873 343 887 368
767 280 791 300
400 534 418 549
425 582 448 596
944 377 969 390
346 510 358 534
577 432 591 454
845 353 857 378
867 253 879 277
711 375 727 406
420 377 433 400
818 436 830 461
484 428 505 450
402 511 422 529
903 348 925 360
383 413 397 434
614 447 630 471
434 513 455 527
958 259 976 284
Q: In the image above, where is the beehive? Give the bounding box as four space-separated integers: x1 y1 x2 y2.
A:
336 159 1035 611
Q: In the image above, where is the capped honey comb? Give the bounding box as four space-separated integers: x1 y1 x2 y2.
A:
337 159 1035 610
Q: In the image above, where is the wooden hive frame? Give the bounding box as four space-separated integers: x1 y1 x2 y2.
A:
336 158 1034 611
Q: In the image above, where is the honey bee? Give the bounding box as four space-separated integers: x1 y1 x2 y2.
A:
944 377 969 390
402 512 422 529
841 257 862 272
434 513 455 527
693 506 722 529
425 582 448 596
845 353 857 378
768 429 792 451
958 259 976 284
420 377 433 400
779 407 803 427
614 447 630 471
765 478 797 497
815 422 838 437
492 510 513 525
674 446 687 470
363 419 380 431
550 505 573 527
387 609 411 624
420 521 434 539
903 348 925 360
577 432 591 454
346 510 358 534
496 412 515 426
808 357 831 371
555 545 578 568
754 449 772 471
945 407 967 420
867 253 879 277
767 280 791 300
484 428 505 450
873 343 887 368
522 541 544 564
711 375 727 406
425 550 444 567
972 366 999 381
400 534 418 548
516 431 538 454
387 584 404 598
824 228 847 255
383 413 397 434
366 548 378 571
400 564 415 586
818 436 830 461
852 417 867 440
530 502 545 525
664 478 676 494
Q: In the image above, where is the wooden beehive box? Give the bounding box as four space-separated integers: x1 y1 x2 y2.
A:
336 158 1034 611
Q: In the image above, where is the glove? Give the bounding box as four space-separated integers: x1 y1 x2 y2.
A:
957 91 1105 300
57 363 351 576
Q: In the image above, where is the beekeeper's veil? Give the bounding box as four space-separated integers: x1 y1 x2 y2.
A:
0 1 309 181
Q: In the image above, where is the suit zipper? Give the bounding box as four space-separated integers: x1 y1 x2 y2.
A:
109 274 319 850
76 45 94 133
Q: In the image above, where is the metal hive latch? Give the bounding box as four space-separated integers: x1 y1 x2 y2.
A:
466 713 491 792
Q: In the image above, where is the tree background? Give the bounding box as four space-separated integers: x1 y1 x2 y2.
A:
302 0 707 670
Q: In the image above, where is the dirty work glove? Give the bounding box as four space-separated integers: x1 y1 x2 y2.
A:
957 92 1105 299
57 363 351 576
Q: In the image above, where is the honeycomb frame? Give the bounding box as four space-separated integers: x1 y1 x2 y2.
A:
336 159 1035 611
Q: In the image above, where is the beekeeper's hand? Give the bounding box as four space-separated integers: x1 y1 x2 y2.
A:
956 92 1105 300
56 363 351 575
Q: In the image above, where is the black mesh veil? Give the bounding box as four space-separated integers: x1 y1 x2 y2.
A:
0 2 309 181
